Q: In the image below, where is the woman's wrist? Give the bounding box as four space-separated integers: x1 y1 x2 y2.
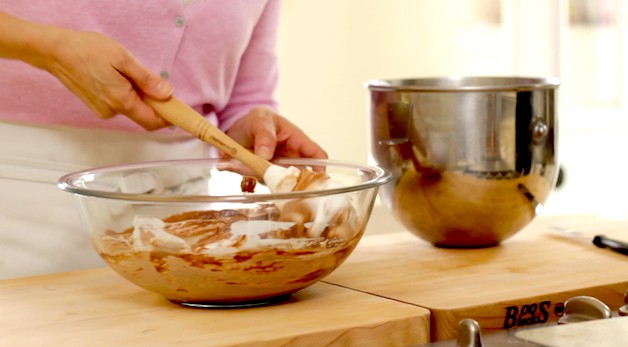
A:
0 11 61 71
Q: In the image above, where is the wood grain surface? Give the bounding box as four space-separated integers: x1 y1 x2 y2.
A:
0 267 430 347
324 214 628 341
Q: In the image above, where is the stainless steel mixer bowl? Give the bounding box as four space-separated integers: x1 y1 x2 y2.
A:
367 76 560 247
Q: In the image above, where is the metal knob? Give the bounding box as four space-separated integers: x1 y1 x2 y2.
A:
557 296 612 324
456 318 483 347
531 119 549 144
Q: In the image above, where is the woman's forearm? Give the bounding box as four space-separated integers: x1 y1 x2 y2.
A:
0 11 59 70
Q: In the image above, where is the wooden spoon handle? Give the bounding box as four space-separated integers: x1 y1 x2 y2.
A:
145 96 271 177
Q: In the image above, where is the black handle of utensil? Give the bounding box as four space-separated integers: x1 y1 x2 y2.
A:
593 235 628 256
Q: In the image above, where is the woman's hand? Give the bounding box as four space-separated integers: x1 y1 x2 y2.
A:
0 11 173 130
225 106 327 160
41 29 173 130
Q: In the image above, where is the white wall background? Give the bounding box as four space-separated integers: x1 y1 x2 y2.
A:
275 0 505 163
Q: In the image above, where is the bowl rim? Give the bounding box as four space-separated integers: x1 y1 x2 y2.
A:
365 76 561 92
57 158 392 202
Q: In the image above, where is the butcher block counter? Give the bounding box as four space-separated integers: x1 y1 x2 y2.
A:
325 214 628 342
0 268 430 347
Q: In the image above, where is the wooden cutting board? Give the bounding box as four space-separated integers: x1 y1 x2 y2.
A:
323 214 628 342
0 267 430 347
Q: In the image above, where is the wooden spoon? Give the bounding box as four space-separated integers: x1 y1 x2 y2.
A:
145 97 270 176
144 96 319 192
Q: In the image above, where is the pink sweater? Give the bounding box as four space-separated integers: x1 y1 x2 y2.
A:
0 0 280 133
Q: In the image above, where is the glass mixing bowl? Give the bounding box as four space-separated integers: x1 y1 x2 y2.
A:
58 158 390 307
